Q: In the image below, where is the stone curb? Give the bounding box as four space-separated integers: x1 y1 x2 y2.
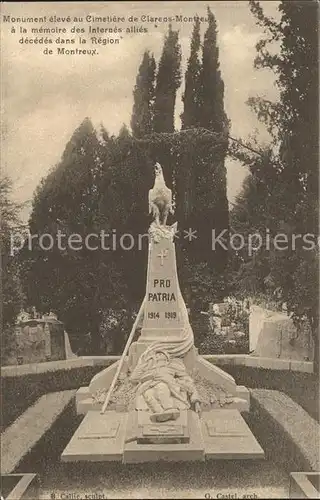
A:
1 354 314 377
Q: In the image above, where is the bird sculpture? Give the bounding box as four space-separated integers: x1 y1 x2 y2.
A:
148 162 174 226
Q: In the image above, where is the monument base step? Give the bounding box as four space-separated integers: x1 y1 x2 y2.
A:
123 410 204 463
61 411 128 462
61 409 264 464
201 409 265 460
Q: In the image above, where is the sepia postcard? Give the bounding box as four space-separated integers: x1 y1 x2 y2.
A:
1 1 319 499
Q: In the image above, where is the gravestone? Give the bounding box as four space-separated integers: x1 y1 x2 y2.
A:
62 162 264 464
250 305 314 360
14 312 66 364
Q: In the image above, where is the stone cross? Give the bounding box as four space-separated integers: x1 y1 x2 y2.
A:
157 249 168 266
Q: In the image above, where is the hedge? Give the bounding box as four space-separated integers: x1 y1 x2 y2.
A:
1 390 77 474
219 364 319 422
247 389 320 473
1 361 113 432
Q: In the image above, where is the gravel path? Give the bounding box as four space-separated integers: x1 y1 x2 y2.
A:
38 459 289 499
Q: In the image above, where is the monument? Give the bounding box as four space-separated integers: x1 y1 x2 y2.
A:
62 163 264 463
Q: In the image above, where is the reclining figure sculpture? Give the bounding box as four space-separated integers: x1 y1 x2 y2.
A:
130 346 201 422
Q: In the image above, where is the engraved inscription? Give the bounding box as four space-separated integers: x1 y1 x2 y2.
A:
153 279 171 287
79 422 120 439
206 419 246 437
142 424 184 436
165 312 176 319
148 312 160 319
157 249 169 266
147 312 177 319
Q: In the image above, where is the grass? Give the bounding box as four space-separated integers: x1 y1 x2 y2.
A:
37 458 289 499
219 364 319 422
1 390 76 473
248 389 320 473
1 362 112 431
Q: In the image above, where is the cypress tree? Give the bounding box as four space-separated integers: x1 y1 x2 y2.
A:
131 51 156 138
153 24 182 133
200 7 228 133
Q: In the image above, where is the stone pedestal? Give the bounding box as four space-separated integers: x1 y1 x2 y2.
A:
136 409 189 444
123 410 205 464
139 235 187 342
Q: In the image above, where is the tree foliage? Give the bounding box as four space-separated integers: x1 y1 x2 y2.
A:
1 176 25 359
231 0 319 370
131 51 156 138
20 119 127 353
